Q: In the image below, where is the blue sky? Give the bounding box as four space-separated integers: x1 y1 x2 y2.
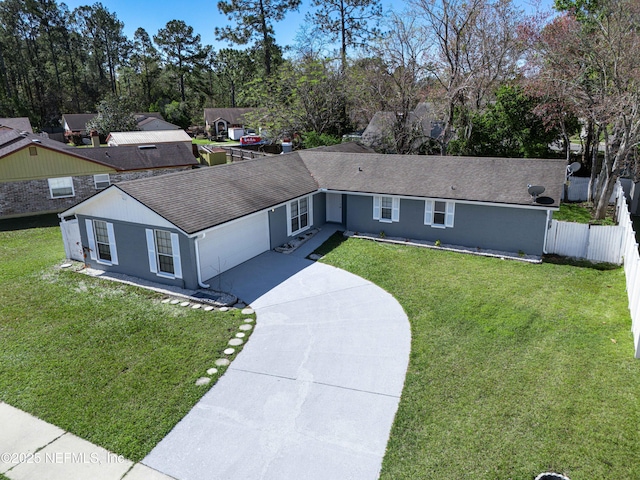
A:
60 0 555 51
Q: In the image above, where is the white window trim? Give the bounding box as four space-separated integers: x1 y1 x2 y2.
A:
425 200 455 228
94 174 111 189
48 177 75 199
85 219 118 265
145 228 183 280
373 196 400 223
286 195 313 237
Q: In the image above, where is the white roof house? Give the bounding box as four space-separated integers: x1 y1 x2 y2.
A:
106 130 192 147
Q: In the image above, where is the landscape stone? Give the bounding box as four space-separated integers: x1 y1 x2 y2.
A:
180 301 190 307
244 318 254 323
239 324 253 331
206 368 218 375
191 304 202 309
161 298 171 304
204 306 215 311
309 254 323 261
219 307 229 312
228 338 243 346
224 348 235 355
60 263 72 268
195 377 211 386
235 332 245 338
214 358 230 366
170 299 180 305
234 302 246 309
241 308 255 315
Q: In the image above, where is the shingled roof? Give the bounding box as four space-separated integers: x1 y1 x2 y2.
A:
116 154 319 234
107 150 565 235
0 130 197 171
297 151 566 207
204 108 255 126
0 117 33 133
77 143 198 171
62 113 97 132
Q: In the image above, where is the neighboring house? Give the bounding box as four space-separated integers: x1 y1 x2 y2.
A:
0 129 198 219
135 115 180 132
59 149 566 290
362 102 443 152
0 117 34 133
62 112 170 143
204 108 255 139
106 130 192 148
62 113 97 141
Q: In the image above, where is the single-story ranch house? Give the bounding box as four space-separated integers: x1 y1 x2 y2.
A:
59 148 566 290
0 129 198 219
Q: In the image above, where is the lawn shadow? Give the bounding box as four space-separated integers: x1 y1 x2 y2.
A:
0 213 60 232
542 254 620 271
307 230 347 258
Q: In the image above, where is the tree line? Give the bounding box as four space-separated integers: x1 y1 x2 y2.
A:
0 0 638 219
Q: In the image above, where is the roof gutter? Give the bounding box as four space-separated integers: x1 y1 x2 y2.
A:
194 232 210 289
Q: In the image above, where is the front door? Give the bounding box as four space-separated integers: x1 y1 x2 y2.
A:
326 193 343 223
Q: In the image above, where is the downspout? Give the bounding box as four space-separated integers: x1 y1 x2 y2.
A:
194 233 210 288
543 209 552 254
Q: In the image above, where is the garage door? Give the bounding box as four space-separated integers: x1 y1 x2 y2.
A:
198 212 270 280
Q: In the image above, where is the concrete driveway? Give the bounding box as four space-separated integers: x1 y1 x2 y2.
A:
143 244 411 479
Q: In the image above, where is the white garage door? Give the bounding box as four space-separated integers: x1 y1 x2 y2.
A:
198 212 270 280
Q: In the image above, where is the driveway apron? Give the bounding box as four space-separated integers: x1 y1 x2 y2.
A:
143 251 411 480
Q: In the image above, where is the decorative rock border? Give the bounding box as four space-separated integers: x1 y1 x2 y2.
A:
184 302 257 386
274 228 320 254
345 230 542 264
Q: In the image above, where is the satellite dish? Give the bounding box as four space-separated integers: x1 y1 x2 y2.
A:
535 196 555 205
568 162 581 174
528 185 546 197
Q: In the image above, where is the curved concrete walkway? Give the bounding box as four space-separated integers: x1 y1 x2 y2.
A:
143 250 411 480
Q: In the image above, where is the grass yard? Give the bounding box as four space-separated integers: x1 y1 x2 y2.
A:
0 226 252 462
320 236 639 480
554 202 616 225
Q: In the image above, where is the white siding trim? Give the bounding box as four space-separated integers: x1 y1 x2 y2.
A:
85 219 97 260
146 228 157 273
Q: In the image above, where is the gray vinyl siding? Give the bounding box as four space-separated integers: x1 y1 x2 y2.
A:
268 193 326 249
345 195 549 255
77 214 199 290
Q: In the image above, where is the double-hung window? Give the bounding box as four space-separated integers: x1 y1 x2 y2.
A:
425 200 455 228
287 195 313 236
373 196 400 223
85 219 118 265
94 174 110 189
145 229 183 279
48 177 74 198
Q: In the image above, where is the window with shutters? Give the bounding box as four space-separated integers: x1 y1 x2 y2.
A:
373 196 400 223
425 200 455 228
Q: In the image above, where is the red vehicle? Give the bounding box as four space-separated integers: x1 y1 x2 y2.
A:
240 135 263 146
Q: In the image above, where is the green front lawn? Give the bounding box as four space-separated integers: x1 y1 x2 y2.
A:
0 226 251 461
554 202 616 225
320 237 639 480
